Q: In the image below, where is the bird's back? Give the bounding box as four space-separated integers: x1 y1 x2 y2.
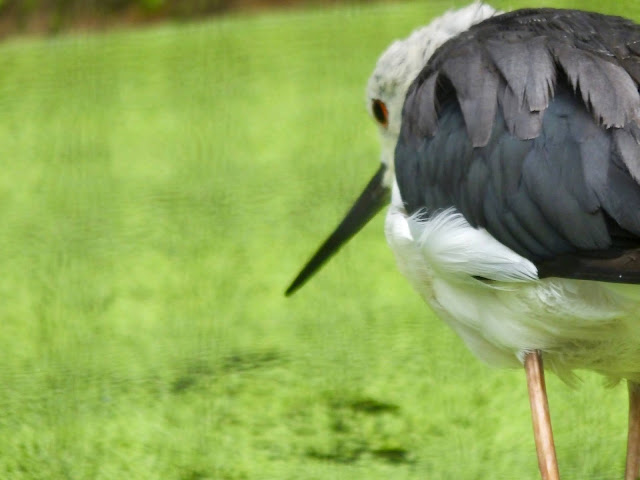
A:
395 8 640 284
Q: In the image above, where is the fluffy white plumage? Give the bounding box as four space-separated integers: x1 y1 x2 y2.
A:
373 4 640 384
386 181 640 383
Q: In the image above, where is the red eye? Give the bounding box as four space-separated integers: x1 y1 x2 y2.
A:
372 99 388 127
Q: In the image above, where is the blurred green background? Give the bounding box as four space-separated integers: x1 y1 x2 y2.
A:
1 1 640 479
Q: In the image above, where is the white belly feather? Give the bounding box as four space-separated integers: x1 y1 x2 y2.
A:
385 182 640 383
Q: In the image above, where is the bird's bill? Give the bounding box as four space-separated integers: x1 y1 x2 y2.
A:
285 163 390 296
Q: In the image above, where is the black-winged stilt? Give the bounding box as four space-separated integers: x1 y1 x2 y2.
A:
286 4 640 479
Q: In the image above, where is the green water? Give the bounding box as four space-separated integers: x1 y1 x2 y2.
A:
0 1 639 478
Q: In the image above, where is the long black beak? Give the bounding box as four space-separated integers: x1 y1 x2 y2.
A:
285 163 390 296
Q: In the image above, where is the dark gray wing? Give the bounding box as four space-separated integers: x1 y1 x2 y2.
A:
396 8 640 283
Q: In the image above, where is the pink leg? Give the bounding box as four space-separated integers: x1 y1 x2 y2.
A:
525 351 560 480
625 381 640 480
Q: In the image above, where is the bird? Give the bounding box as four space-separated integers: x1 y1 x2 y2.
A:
285 3 640 479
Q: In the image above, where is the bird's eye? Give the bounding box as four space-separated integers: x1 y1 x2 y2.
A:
372 99 388 127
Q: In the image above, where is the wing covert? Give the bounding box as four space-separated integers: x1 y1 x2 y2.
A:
395 9 640 281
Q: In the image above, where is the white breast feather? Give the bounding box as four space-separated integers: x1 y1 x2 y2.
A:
385 182 640 383
385 183 537 284
408 208 538 282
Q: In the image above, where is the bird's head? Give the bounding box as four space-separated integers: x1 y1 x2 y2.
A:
366 2 497 185
286 2 497 296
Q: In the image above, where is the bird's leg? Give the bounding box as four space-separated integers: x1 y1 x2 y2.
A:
525 351 560 480
625 381 640 480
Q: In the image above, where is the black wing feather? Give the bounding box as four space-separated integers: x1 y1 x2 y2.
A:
396 8 640 282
